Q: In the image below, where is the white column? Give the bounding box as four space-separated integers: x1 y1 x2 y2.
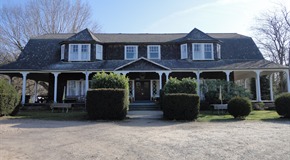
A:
52 72 60 103
20 72 29 105
224 70 232 82
270 74 274 101
164 71 170 82
8 76 12 85
286 70 290 93
34 81 38 103
157 72 163 90
244 78 247 89
83 71 92 95
195 71 201 97
255 70 261 102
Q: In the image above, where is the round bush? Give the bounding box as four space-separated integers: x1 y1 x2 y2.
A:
275 93 290 118
228 97 252 119
0 79 20 116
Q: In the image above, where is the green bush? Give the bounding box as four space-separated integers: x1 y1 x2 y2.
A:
0 79 20 116
90 71 129 90
163 77 197 94
275 93 290 118
163 94 199 120
228 97 252 119
86 89 128 120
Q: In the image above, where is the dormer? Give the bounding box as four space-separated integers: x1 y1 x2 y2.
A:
60 28 103 61
179 28 222 60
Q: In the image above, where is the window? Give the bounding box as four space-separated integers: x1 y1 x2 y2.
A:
68 44 91 61
67 80 86 96
125 45 138 60
96 44 103 60
180 44 188 59
61 44 65 60
147 45 161 59
192 43 213 60
217 44 221 59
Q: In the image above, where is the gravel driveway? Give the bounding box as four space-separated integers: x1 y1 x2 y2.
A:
1 111 290 160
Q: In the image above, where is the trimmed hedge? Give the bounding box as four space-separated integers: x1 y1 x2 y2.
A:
163 94 199 120
163 77 197 94
0 79 20 116
91 71 129 89
228 97 252 119
86 89 128 120
275 93 290 118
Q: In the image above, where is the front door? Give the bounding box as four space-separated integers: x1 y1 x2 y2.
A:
135 81 150 101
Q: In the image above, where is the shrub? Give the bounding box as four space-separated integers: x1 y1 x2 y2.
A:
90 71 129 90
0 79 20 116
86 89 128 120
227 97 252 119
275 93 290 118
252 102 265 110
163 94 199 120
163 77 197 94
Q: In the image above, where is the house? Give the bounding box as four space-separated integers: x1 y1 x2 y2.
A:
0 28 289 105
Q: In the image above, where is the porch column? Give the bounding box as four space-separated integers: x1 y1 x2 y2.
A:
83 71 92 95
244 78 247 89
255 70 261 102
164 71 171 82
270 74 274 101
52 72 60 103
194 71 201 97
34 81 38 103
157 72 163 90
223 70 232 82
120 71 129 76
286 70 290 93
8 76 12 85
20 72 29 105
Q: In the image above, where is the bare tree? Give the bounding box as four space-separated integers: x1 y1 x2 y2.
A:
252 5 290 92
0 0 101 64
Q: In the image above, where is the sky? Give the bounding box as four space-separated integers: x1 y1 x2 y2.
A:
1 0 290 37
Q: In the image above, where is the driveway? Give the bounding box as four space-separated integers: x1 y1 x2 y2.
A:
1 111 290 160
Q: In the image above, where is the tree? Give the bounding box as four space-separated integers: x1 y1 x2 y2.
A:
252 4 290 92
0 0 101 64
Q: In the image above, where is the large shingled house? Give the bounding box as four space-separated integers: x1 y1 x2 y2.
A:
0 28 289 105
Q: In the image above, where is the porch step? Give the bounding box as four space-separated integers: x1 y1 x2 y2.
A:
129 102 160 111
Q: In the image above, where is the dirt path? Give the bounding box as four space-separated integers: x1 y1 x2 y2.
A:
1 111 290 160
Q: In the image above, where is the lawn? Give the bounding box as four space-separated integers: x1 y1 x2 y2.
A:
1 110 284 122
197 110 281 122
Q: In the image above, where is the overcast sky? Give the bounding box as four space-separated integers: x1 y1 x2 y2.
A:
1 0 290 36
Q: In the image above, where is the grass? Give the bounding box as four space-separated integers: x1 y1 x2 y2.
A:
0 110 285 122
1 110 88 121
197 110 282 122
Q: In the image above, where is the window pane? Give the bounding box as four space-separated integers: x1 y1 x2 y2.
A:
204 44 212 59
96 44 103 60
70 45 78 60
181 44 187 59
193 44 202 59
81 45 89 60
126 46 137 59
150 52 159 59
68 81 76 96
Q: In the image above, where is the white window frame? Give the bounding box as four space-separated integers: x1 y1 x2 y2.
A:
217 44 221 59
147 45 161 59
68 44 91 61
124 45 138 60
67 80 86 96
180 44 188 59
96 44 103 60
192 43 214 60
61 44 65 60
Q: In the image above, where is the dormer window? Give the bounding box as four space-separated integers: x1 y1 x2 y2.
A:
217 44 221 59
96 44 103 60
125 45 138 60
192 43 213 60
68 44 91 61
61 44 65 60
180 44 188 59
147 45 161 59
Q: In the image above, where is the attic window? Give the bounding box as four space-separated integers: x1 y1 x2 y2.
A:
147 45 161 59
192 43 213 60
96 44 103 60
125 45 138 60
180 44 188 59
68 44 91 61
